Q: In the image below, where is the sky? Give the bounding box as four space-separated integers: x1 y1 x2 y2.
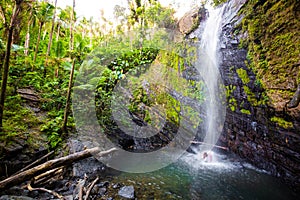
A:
55 0 200 21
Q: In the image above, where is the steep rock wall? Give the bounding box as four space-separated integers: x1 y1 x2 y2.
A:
216 0 300 187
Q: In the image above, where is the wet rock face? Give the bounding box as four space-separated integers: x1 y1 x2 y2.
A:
216 0 300 188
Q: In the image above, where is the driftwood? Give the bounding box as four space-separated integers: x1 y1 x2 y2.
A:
77 174 87 200
0 147 117 190
84 177 99 200
33 167 63 186
27 183 64 199
33 167 63 181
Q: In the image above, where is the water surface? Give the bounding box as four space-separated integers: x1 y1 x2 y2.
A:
109 151 299 200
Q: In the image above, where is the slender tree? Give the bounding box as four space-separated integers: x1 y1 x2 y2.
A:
62 0 75 132
24 0 37 56
69 0 75 52
45 0 58 60
33 1 54 63
55 7 69 42
0 0 24 131
44 0 58 76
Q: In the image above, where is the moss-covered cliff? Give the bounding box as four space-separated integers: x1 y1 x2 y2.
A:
216 0 300 187
240 0 300 112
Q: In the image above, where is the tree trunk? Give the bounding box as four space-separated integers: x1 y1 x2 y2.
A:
0 28 13 131
24 31 30 56
89 20 93 47
56 23 60 41
24 0 36 56
44 0 58 76
33 22 43 63
0 0 23 131
45 0 58 61
69 0 75 53
62 0 75 132
0 147 117 190
24 19 31 56
62 58 75 132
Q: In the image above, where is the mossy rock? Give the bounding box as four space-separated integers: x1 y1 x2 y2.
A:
240 0 300 111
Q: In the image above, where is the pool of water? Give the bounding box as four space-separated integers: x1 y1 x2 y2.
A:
108 151 299 200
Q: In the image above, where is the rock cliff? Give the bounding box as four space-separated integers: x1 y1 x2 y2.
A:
212 0 300 187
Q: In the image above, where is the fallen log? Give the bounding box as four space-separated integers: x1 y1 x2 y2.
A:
190 141 229 150
12 151 54 176
0 147 117 190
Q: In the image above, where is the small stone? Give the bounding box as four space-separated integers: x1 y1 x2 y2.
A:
99 187 107 196
230 39 239 44
118 186 135 199
238 131 245 137
98 181 109 187
112 183 121 189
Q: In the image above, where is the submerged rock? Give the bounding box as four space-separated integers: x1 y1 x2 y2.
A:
118 185 135 199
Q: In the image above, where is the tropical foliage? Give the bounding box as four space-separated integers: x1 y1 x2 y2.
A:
0 0 184 150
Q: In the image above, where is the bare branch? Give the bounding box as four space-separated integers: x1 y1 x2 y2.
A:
27 183 64 199
84 177 99 200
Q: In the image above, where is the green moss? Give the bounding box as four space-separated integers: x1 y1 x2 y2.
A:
212 0 228 6
1 95 40 136
243 86 257 105
236 68 250 84
156 93 181 125
239 0 300 105
225 85 237 111
270 116 293 129
240 109 251 115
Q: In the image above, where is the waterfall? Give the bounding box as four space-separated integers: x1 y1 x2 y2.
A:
195 2 227 152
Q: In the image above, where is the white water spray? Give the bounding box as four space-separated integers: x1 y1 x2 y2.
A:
196 2 227 153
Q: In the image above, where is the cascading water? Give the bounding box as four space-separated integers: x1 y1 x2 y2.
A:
195 2 227 154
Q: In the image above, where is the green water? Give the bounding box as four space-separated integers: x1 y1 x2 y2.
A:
108 152 299 200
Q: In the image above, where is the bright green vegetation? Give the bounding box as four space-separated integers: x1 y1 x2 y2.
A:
94 47 159 130
225 85 237 111
239 0 300 106
236 0 299 129
212 0 228 6
0 0 181 152
1 95 40 140
270 116 293 129
236 68 250 85
92 46 205 131
240 109 251 115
